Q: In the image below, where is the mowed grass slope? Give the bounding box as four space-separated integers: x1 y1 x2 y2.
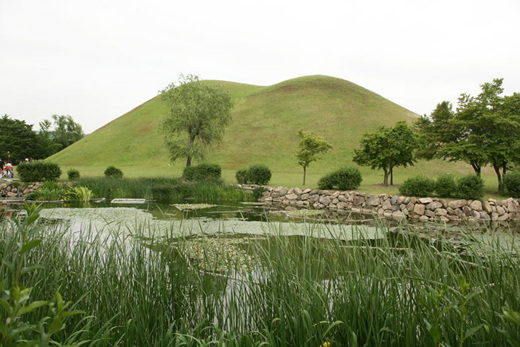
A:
49 75 486 192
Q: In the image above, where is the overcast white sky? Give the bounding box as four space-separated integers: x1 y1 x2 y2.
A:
1 0 519 133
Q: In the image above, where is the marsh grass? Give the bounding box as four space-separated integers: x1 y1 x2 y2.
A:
1 214 519 346
75 177 253 203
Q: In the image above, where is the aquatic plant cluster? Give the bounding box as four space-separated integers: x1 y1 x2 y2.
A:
25 181 94 202
0 205 519 345
75 177 253 203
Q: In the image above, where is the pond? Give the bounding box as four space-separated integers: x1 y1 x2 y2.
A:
30 200 388 241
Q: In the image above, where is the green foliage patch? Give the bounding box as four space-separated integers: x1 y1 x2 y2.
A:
16 161 61 182
435 173 457 198
67 168 80 180
245 164 272 185
399 176 436 197
317 167 362 190
235 168 249 184
182 163 222 182
104 165 123 179
503 171 520 198
456 175 485 200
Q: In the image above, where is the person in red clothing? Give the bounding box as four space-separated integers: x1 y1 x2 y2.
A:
4 162 13 178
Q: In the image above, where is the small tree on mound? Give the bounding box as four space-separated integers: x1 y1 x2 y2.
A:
160 74 233 167
295 130 332 185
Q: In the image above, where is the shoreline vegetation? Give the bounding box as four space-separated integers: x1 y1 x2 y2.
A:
0 204 519 345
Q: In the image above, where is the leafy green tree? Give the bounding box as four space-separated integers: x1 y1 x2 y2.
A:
295 130 332 185
416 79 520 192
416 101 487 177
39 114 84 152
160 74 233 167
353 121 418 186
0 115 42 162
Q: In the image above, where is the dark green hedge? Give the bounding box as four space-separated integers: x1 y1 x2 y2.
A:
317 167 362 190
104 166 123 179
399 176 436 197
183 163 222 182
503 171 520 198
16 162 62 182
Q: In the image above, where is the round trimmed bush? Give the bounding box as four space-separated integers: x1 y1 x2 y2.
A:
399 175 436 197
235 168 249 184
318 167 362 190
246 164 271 185
456 174 484 200
503 171 520 198
183 163 221 182
104 166 123 179
67 169 80 180
435 173 457 198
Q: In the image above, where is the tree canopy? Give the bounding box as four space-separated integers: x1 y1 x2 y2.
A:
353 121 418 186
295 130 332 185
38 115 85 157
0 115 43 162
160 74 233 167
416 79 520 192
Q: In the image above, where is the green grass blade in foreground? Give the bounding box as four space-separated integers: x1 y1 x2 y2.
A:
2 215 519 345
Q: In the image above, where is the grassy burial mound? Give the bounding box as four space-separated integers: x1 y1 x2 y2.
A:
49 76 417 172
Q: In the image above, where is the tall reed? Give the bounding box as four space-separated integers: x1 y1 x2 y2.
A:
75 177 253 203
1 213 519 346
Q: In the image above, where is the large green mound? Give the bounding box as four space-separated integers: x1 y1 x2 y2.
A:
49 75 418 173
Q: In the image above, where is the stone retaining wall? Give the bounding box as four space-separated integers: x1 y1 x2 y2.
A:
245 185 520 223
0 182 42 200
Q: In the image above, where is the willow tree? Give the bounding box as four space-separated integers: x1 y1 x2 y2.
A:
160 74 233 167
295 130 332 185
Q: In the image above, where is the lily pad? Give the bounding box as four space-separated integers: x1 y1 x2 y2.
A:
111 198 146 204
285 209 325 217
172 203 217 210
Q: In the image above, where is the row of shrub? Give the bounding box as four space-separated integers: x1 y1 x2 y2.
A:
399 174 486 200
15 162 124 181
15 161 520 199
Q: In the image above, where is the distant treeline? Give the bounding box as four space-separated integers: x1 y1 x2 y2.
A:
0 114 84 163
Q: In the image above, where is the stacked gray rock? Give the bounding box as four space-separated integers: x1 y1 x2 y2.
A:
251 185 519 222
0 182 42 199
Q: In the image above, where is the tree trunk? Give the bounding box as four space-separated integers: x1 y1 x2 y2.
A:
471 163 481 177
302 166 307 186
390 166 394 186
186 132 196 167
383 168 390 186
493 164 503 193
